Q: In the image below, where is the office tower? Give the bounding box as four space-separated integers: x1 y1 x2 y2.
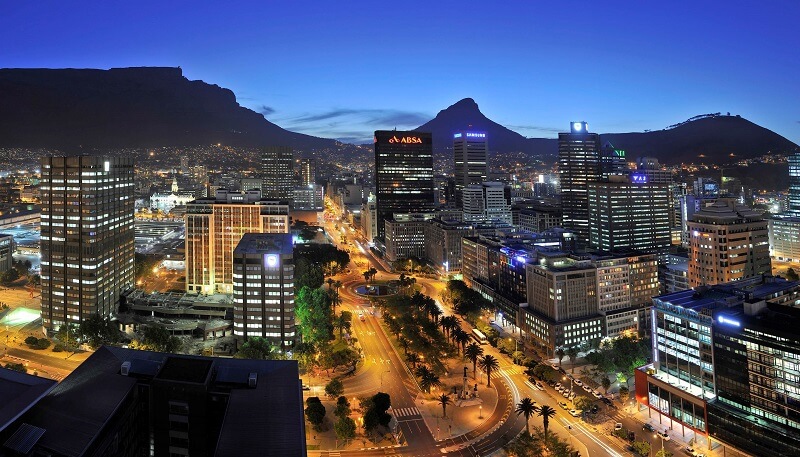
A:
384 213 434 262
39 156 134 331
374 131 434 242
693 177 719 197
453 131 488 207
361 195 378 243
185 190 290 294
261 146 294 203
0 234 14 273
587 175 671 253
558 121 601 244
514 203 562 233
424 218 475 274
634 276 797 456
293 184 324 211
233 233 295 348
297 157 316 186
462 182 512 225
767 152 800 263
600 142 627 179
687 199 770 287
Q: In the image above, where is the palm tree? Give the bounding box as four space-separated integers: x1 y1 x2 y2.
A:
429 306 442 324
464 343 484 379
437 393 452 418
334 279 342 295
333 313 351 339
515 397 539 435
479 354 500 387
327 277 335 291
368 267 377 282
556 347 566 368
415 365 441 393
566 346 579 373
537 405 557 441
406 352 420 369
453 329 470 355
398 336 410 355
330 290 342 316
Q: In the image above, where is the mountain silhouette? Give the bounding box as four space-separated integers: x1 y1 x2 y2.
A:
0 68 795 164
0 67 338 150
416 98 798 163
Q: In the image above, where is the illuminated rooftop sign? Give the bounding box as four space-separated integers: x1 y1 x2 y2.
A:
454 133 462 138
388 136 423 144
718 316 740 327
631 174 648 184
265 254 279 268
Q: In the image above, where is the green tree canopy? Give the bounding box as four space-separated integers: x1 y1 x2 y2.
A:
78 313 120 349
295 286 333 344
235 337 277 360
325 378 344 398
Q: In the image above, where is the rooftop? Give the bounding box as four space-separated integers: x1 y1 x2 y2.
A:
234 233 294 255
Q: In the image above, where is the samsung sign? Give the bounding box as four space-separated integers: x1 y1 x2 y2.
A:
631 174 648 184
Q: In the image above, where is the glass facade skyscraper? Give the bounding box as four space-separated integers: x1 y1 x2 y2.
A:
558 121 601 244
374 130 434 242
453 131 488 207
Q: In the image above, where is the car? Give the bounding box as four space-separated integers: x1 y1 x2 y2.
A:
642 423 655 432
302 384 311 391
569 409 583 417
559 401 569 410
574 379 583 386
602 397 613 406
551 363 560 370
568 392 576 400
555 382 562 389
536 382 544 389
614 423 623 431
562 391 571 398
658 431 671 441
593 390 603 398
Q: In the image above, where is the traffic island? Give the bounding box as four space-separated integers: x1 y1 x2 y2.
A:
415 360 499 441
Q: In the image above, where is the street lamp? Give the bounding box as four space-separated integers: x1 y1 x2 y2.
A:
479 404 483 419
563 375 574 397
653 433 665 457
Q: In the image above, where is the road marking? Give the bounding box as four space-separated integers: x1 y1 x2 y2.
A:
391 406 421 418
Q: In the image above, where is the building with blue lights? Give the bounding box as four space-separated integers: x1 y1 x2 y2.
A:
634 275 798 455
453 131 488 208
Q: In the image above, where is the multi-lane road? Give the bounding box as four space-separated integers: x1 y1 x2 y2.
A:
318 214 697 457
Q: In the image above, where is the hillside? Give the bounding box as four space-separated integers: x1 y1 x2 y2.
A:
0 67 338 150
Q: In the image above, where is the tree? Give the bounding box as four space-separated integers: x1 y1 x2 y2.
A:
333 312 352 340
515 397 538 435
133 324 181 353
25 336 38 345
479 354 500 387
4 362 26 373
537 405 557 441
437 394 452 418
406 352 420 369
566 346 579 373
330 290 342 317
787 267 799 281
656 449 673 457
34 338 51 350
78 313 120 349
573 396 593 412
601 376 612 394
305 397 326 430
295 286 333 344
325 378 344 399
327 277 335 291
464 343 484 380
335 416 357 443
362 392 392 432
632 441 652 457
556 347 566 367
415 365 441 393
619 385 630 404
504 429 545 457
398 336 410 355
1 268 19 285
334 396 351 418
453 329 470 355
295 257 324 290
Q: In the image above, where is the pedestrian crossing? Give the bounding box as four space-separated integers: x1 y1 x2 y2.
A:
502 366 524 376
391 406 421 418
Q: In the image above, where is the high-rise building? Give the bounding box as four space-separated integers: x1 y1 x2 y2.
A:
587 176 671 253
39 156 134 331
687 199 771 287
233 233 295 349
384 214 434 262
558 121 601 244
374 131 434 242
453 131 488 207
261 146 294 203
0 234 15 274
600 142 627 179
424 218 476 274
462 182 512 225
185 190 290 294
293 184 324 211
361 195 378 243
298 157 316 187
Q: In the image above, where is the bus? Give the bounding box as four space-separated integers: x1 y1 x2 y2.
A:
471 328 488 345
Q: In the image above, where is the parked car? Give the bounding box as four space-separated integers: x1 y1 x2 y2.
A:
642 423 655 432
614 423 623 431
658 431 671 441
592 390 603 398
559 401 569 410
602 397 614 406
562 391 571 398
302 384 311 391
574 379 583 386
569 409 582 417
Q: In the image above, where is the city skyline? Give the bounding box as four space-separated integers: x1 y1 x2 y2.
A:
2 2 799 144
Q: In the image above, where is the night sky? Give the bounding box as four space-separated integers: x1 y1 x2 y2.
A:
2 1 798 144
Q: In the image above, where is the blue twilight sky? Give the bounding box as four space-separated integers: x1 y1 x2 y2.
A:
2 1 799 145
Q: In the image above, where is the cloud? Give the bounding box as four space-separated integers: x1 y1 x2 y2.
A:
286 108 430 128
259 105 276 116
505 124 562 134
